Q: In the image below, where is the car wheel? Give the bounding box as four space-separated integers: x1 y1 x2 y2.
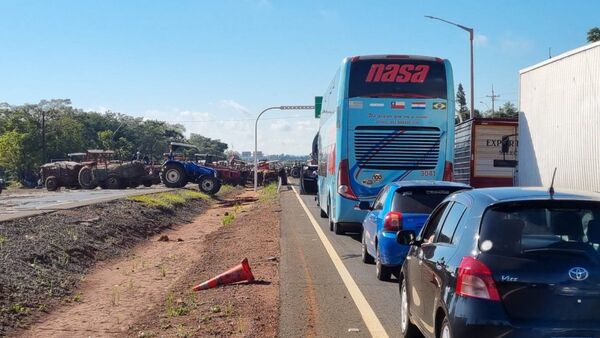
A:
45 176 58 191
142 180 152 187
199 176 221 195
400 278 420 338
361 231 375 264
162 164 187 188
376 244 392 281
439 317 452 338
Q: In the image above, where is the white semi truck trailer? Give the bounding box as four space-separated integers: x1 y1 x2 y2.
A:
518 41 600 191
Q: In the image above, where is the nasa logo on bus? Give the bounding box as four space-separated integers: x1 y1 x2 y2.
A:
372 173 383 182
433 102 447 110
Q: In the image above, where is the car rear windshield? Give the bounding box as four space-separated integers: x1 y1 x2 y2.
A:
392 189 454 214
348 59 447 99
479 200 600 258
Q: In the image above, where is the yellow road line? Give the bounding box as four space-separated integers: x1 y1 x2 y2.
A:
290 186 390 338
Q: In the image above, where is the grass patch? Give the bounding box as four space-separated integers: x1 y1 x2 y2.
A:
222 212 235 226
217 184 235 195
259 183 278 202
166 293 190 318
128 189 209 210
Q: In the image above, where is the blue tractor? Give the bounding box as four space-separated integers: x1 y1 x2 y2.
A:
160 142 222 194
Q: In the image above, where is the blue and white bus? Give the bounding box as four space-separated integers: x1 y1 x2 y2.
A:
317 55 455 234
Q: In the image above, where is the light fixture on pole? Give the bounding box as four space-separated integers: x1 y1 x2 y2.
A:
254 105 314 192
425 15 475 120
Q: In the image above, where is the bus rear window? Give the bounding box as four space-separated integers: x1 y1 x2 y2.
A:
349 59 447 99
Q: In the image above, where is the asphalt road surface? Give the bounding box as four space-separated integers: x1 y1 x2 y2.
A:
0 186 171 222
280 184 402 338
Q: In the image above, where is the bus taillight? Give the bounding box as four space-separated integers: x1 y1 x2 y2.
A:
337 159 359 200
443 161 454 181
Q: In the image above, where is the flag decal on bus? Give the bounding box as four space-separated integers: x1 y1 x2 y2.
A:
411 102 426 109
349 101 363 109
433 102 447 110
391 101 405 109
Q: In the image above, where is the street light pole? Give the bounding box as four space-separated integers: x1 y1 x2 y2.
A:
254 105 314 192
425 15 475 119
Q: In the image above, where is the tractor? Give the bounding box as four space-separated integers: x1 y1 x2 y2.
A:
160 142 221 194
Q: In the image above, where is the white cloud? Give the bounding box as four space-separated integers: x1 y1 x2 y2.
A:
270 120 291 132
217 99 251 116
474 34 489 46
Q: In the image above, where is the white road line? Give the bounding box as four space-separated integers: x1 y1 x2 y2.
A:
290 186 390 338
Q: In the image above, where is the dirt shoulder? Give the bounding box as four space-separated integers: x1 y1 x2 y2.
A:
126 186 280 338
7 185 280 337
0 187 240 336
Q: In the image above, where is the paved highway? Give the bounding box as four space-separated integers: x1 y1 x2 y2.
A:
280 184 401 338
0 186 172 222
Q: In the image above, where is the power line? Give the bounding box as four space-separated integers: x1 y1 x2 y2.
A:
164 116 312 124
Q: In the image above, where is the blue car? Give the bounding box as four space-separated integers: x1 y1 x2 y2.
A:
359 180 471 280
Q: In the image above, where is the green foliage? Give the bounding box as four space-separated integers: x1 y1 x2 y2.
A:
188 133 228 156
222 212 235 225
0 99 225 180
259 183 278 202
0 130 26 178
128 189 209 210
588 27 600 43
488 102 519 119
455 83 469 122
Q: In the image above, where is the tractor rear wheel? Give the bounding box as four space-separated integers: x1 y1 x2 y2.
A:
199 176 221 195
78 166 98 189
162 164 187 188
45 176 59 191
105 174 122 190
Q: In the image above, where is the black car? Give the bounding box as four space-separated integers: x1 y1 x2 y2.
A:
397 187 600 338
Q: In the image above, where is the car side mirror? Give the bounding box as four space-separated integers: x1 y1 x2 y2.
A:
397 230 419 246
358 201 372 211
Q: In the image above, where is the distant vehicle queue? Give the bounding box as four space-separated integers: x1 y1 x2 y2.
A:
312 54 600 337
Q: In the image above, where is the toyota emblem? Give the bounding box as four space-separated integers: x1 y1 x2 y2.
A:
568 267 589 281
372 173 383 183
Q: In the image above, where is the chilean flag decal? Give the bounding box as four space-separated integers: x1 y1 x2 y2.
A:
391 101 405 109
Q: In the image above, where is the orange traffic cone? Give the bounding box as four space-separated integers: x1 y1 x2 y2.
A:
192 258 255 291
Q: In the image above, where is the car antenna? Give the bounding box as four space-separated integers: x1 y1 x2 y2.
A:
549 167 557 198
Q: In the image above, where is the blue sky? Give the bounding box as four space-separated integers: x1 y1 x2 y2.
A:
0 0 597 154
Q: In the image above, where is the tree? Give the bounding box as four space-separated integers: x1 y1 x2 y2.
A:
0 130 26 178
188 134 228 155
455 83 469 122
493 102 519 119
588 27 600 43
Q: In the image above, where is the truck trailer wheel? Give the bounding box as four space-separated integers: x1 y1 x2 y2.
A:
105 175 122 190
78 166 98 189
199 176 221 195
45 176 59 191
162 164 187 188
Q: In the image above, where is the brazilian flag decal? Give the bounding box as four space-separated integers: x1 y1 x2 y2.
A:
433 102 447 110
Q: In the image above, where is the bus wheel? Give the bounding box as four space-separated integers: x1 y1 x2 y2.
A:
328 198 334 231
334 222 345 235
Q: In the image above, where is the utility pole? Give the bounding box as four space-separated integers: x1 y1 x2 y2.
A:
486 85 500 115
41 110 46 163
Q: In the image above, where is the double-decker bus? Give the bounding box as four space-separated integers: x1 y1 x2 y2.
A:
317 55 455 234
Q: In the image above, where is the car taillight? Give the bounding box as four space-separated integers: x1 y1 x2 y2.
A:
456 257 500 301
443 161 453 181
337 159 359 200
383 211 402 232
